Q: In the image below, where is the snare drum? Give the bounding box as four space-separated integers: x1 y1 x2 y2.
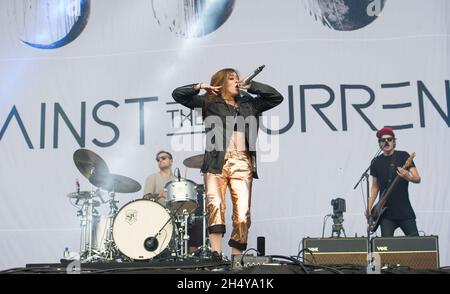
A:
164 178 198 214
112 199 174 260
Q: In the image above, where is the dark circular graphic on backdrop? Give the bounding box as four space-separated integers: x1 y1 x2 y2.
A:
10 0 90 49
304 0 386 31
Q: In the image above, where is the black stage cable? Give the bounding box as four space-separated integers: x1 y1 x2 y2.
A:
0 260 231 274
240 248 259 267
302 263 345 274
268 255 309 274
290 254 347 274
85 261 231 274
296 248 317 265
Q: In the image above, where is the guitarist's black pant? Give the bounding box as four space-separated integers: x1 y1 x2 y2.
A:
380 218 419 237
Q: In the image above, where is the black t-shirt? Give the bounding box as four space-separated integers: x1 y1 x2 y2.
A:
370 150 416 220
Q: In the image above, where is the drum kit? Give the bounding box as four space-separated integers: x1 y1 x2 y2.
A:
68 149 210 262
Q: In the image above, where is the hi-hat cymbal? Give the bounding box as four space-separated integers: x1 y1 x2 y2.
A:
73 149 110 181
66 191 101 206
90 173 141 193
183 154 204 169
66 191 91 199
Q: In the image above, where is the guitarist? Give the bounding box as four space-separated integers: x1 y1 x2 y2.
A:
366 127 421 237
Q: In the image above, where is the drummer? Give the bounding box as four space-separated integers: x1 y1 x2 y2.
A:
143 150 176 206
143 150 202 255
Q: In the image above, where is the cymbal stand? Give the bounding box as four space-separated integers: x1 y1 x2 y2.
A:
87 189 120 262
178 209 190 259
170 203 190 259
79 190 99 262
183 209 190 258
193 186 210 259
198 189 210 258
77 200 87 256
101 190 119 260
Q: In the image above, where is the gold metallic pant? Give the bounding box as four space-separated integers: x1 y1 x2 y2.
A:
204 151 253 251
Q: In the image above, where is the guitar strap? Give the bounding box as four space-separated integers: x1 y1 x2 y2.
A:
387 150 397 186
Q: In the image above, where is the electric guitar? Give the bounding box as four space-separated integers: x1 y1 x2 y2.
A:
368 152 416 234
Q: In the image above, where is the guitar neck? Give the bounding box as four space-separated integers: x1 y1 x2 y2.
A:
379 175 400 207
378 161 409 207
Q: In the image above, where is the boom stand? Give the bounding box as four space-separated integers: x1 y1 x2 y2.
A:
353 146 384 274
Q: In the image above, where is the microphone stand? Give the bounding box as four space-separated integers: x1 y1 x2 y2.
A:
145 200 187 258
353 142 385 273
174 167 181 181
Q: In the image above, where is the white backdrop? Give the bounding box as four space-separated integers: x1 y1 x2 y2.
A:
1 0 449 270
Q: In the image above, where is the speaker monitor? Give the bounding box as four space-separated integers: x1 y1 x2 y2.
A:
371 236 439 269
302 237 369 265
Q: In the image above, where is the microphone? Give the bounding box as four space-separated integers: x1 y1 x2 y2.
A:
242 65 265 85
144 236 159 252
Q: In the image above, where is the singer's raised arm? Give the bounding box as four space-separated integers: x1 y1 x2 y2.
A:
172 83 206 110
247 81 284 112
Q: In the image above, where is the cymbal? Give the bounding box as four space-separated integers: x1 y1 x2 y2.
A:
66 191 101 206
183 154 204 169
73 149 110 181
66 191 91 199
90 173 141 193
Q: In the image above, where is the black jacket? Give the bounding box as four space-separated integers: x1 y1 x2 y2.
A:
172 81 284 179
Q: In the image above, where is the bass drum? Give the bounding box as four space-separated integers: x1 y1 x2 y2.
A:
112 199 174 260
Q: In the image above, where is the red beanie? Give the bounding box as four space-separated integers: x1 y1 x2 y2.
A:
376 127 395 138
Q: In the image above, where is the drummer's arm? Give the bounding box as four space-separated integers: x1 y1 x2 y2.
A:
154 191 165 201
143 193 155 200
143 191 164 202
143 176 157 200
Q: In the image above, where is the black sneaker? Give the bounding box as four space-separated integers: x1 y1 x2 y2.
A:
211 251 223 262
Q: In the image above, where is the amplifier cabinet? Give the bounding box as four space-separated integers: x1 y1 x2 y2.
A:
371 236 439 269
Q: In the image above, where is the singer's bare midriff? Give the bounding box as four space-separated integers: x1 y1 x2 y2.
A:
227 131 247 151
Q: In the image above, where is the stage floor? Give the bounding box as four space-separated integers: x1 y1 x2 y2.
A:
1 258 449 274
